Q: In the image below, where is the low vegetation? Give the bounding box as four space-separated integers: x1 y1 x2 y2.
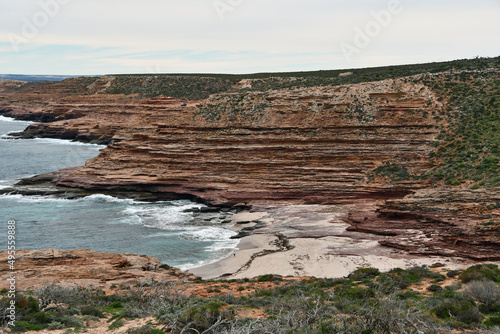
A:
421 70 500 188
372 163 411 182
2 264 500 333
10 56 500 98
104 76 238 100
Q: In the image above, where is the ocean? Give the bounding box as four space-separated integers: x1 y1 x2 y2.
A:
0 116 238 269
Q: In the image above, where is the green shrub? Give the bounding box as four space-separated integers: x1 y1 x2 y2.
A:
427 284 443 292
109 301 123 309
335 285 376 300
484 315 500 328
59 315 84 328
431 299 483 325
118 304 146 319
108 319 125 330
11 320 44 332
460 264 500 283
257 274 282 282
446 178 461 186
348 267 381 281
254 289 273 297
377 266 444 289
372 163 410 182
447 270 461 278
306 277 344 289
81 305 105 318
16 295 40 313
47 321 65 330
397 289 422 300
22 310 51 325
127 325 165 333
179 301 231 332
445 283 462 292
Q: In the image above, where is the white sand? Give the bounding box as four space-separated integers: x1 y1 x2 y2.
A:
189 205 499 280
229 237 472 279
189 234 279 279
190 234 475 280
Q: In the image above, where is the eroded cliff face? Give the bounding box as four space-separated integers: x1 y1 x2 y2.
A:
1 76 445 205
1 70 498 260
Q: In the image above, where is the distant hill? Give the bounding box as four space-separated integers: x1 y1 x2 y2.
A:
0 74 100 82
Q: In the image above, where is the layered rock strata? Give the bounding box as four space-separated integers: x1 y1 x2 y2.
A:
1 77 443 205
1 73 498 261
346 188 500 260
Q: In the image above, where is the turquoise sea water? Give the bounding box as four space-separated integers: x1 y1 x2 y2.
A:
0 116 237 269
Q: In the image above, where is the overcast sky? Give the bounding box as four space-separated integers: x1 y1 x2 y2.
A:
1 0 499 75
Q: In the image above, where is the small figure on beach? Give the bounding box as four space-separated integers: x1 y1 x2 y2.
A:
233 252 236 257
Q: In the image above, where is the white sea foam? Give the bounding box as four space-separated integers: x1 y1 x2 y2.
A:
0 193 72 203
112 215 143 225
183 226 236 242
132 210 191 229
179 260 211 271
205 239 239 252
0 188 236 270
0 179 16 189
85 194 135 204
0 116 34 124
0 136 105 148
123 202 203 230
0 193 136 205
178 241 238 270
27 137 106 148
119 200 238 270
175 227 238 270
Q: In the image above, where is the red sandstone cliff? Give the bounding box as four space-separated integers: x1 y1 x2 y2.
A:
1 76 443 204
0 69 498 260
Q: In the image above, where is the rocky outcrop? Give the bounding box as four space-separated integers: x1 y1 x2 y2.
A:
346 188 500 260
0 249 200 292
0 79 26 92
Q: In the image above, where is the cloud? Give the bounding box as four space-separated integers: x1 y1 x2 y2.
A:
0 0 499 74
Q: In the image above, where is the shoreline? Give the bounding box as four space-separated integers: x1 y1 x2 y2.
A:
190 232 493 281
190 205 499 280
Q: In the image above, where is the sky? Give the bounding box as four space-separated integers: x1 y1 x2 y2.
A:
0 0 499 75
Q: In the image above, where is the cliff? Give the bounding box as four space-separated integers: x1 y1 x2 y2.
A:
1 57 499 260
0 75 443 204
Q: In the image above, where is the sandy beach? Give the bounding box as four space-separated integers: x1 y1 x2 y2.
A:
189 204 494 280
